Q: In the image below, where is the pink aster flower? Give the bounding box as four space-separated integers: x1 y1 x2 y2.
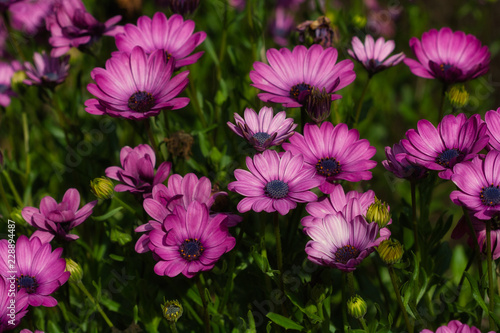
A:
9 0 55 35
149 201 236 278
228 150 321 215
0 61 16 107
21 188 97 243
404 27 490 84
450 150 500 220
114 13 206 70
20 330 45 333
305 212 380 272
250 44 356 107
23 51 70 88
0 276 29 331
227 106 297 152
46 0 122 57
420 320 494 333
0 235 70 307
382 141 427 180
105 144 171 198
269 7 294 47
85 47 189 119
401 113 488 180
485 107 500 151
348 35 404 76
283 122 377 194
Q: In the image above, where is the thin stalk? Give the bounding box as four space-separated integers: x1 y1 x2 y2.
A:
273 212 288 317
300 106 308 132
218 227 244 312
359 317 369 331
354 78 371 127
2 170 23 207
0 172 11 213
462 207 484 279
346 272 355 297
486 220 496 330
144 120 160 159
187 80 208 128
169 322 178 333
113 196 142 221
410 180 419 254
77 281 113 328
196 275 210 333
22 113 30 183
437 83 448 122
388 265 413 333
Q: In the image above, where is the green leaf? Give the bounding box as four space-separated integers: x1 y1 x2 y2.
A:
110 228 132 245
92 206 123 221
109 254 124 261
464 272 489 313
266 312 304 330
247 310 257 332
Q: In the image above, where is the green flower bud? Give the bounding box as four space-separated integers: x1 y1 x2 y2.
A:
347 295 367 319
65 259 83 284
378 239 404 264
90 177 114 200
365 198 391 228
447 85 469 109
161 299 183 323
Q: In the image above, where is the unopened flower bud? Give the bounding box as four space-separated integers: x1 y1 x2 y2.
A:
347 295 367 319
161 299 183 323
167 0 200 15
366 198 391 228
66 258 83 284
90 177 114 200
306 87 332 124
378 239 404 264
447 85 469 109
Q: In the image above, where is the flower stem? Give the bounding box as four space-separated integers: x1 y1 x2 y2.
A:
196 275 210 333
273 212 288 317
462 207 484 279
359 317 369 331
77 281 113 328
22 112 31 184
169 322 179 333
1 170 23 207
354 78 371 127
113 196 142 221
486 220 496 330
346 271 355 297
410 180 419 254
144 120 160 159
300 106 307 133
388 265 413 333
437 83 448 122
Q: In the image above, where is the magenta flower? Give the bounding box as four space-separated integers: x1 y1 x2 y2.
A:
228 150 321 215
23 51 70 88
450 150 500 220
115 13 206 70
348 35 404 76
227 106 297 152
283 122 377 194
21 188 97 243
305 212 379 272
85 47 189 119
382 141 427 180
0 276 28 331
20 330 45 333
401 113 488 180
420 320 494 333
105 144 171 198
250 44 356 107
485 107 500 151
149 201 236 278
0 235 70 307
404 27 490 84
9 0 55 35
0 62 16 107
269 7 294 47
46 0 122 57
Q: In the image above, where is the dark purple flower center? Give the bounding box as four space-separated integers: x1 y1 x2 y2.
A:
43 72 59 82
180 238 204 261
316 157 341 177
334 244 360 264
264 180 289 199
252 132 271 145
128 91 155 113
16 274 38 294
290 82 313 104
440 63 455 72
435 148 462 167
480 185 500 206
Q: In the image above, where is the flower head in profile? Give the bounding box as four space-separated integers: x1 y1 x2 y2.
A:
24 51 70 88
0 61 16 107
115 13 205 69
485 107 500 151
149 201 235 278
283 122 377 194
227 107 297 152
420 320 494 333
21 188 97 243
450 150 500 220
228 150 321 215
0 276 28 331
250 44 355 107
404 27 490 84
105 144 171 198
46 0 122 57
348 35 404 76
401 113 488 180
0 235 70 307
382 141 427 180
85 47 189 119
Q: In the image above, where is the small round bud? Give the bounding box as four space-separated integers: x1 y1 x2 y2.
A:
161 299 183 323
447 85 469 109
347 295 367 319
90 177 114 200
378 239 404 264
352 15 367 29
365 198 391 228
65 259 83 284
306 87 332 124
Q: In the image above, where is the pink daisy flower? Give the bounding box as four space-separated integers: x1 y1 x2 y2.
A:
23 51 70 88
382 141 427 180
420 320 494 333
0 62 16 107
485 107 500 151
0 276 28 331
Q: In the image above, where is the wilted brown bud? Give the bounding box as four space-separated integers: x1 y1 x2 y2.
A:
164 130 194 160
296 16 339 48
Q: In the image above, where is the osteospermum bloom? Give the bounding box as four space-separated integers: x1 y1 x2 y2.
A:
382 141 427 180
485 107 500 151
228 150 321 215
9 0 55 35
105 144 171 198
227 106 297 152
401 113 488 180
420 320 494 333
305 212 379 272
85 47 189 119
283 122 377 194
0 276 28 331
250 44 356 107
404 27 490 84
115 13 206 70
23 51 70 88
348 35 404 76
21 188 97 243
450 150 500 220
0 62 16 107
46 0 122 57
0 236 70 307
150 201 235 278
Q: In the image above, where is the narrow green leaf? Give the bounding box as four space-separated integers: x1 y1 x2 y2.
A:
92 206 123 221
266 312 304 330
464 272 489 313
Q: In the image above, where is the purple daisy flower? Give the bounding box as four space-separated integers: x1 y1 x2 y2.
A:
114 13 206 70
0 235 70 307
283 122 377 194
404 27 490 84
485 107 500 151
0 276 28 331
20 330 45 333
85 47 189 119
227 106 297 152
149 201 236 278
304 212 379 272
105 144 171 198
228 150 321 215
9 0 55 35
21 188 97 243
23 51 70 88
46 0 122 57
269 7 294 47
0 61 16 107
249 44 356 108
401 113 488 180
348 35 404 76
420 320 494 333
382 141 427 180
450 150 500 220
